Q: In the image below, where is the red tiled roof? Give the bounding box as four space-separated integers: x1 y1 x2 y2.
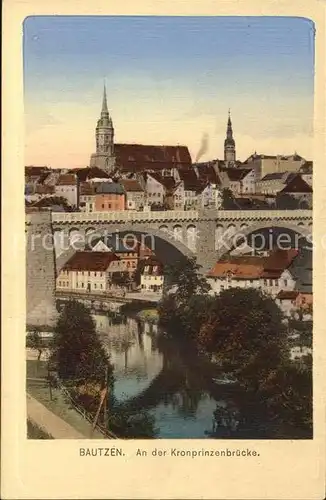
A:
120 179 144 192
63 251 119 271
114 144 192 172
263 249 299 271
208 262 263 279
209 249 298 280
25 166 50 176
56 174 77 186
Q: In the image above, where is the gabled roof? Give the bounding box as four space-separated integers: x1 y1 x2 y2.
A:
260 172 290 182
95 182 125 195
62 251 119 272
89 236 139 254
76 167 111 182
114 144 192 172
194 162 221 185
209 249 299 280
280 175 312 193
139 256 164 275
25 166 50 176
261 249 299 278
120 179 144 192
208 262 263 279
56 174 77 186
224 168 253 182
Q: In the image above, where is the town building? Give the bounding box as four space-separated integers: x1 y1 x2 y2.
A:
243 153 306 181
221 168 256 195
120 179 145 210
56 251 120 293
276 290 313 318
54 173 78 208
89 85 192 177
139 257 164 293
277 175 312 209
207 249 298 297
299 161 313 186
94 182 125 211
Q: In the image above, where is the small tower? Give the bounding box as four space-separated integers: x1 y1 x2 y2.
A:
90 84 115 173
224 109 236 166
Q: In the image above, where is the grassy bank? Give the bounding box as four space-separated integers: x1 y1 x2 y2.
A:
26 360 104 439
27 419 54 439
136 308 159 324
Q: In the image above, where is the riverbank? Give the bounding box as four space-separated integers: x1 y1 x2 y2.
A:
136 308 159 324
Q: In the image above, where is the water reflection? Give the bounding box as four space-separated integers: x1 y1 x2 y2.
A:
93 314 163 403
93 313 267 439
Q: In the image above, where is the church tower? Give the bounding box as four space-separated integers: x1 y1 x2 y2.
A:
90 84 115 173
224 110 236 166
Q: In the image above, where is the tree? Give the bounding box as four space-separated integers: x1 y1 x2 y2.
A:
51 300 113 385
221 188 238 209
158 257 211 337
196 288 288 390
164 257 210 305
27 327 43 361
276 193 299 210
259 356 312 437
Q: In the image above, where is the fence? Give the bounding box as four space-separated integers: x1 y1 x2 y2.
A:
52 374 118 439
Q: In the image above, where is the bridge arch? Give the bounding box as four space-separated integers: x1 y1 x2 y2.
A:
56 226 195 272
215 220 312 260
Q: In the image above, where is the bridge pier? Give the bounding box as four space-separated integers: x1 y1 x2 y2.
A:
26 211 58 327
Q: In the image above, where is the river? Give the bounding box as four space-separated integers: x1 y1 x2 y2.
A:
93 312 274 439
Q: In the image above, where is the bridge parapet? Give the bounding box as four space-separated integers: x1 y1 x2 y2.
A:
216 209 312 220
51 210 199 224
51 209 312 225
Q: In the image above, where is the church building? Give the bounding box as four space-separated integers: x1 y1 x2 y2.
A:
89 85 192 177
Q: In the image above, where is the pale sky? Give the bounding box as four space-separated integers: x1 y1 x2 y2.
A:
23 16 315 168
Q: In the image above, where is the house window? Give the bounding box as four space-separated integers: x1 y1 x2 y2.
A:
263 279 267 286
94 284 97 289
269 279 273 286
102 204 105 209
108 204 111 209
76 283 79 288
94 272 97 277
58 281 61 286
100 284 103 289
81 282 84 288
88 271 90 276
284 279 288 287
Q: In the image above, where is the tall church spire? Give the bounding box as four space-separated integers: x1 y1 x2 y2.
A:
101 83 109 116
224 109 236 166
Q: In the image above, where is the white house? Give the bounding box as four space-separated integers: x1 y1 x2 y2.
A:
140 258 164 294
207 249 298 298
54 173 78 207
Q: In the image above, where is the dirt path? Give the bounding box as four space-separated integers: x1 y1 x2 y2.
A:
27 393 88 439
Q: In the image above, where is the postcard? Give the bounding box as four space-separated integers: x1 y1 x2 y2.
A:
2 0 325 498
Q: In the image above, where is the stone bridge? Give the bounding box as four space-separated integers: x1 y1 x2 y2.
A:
26 208 312 326
51 208 312 268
